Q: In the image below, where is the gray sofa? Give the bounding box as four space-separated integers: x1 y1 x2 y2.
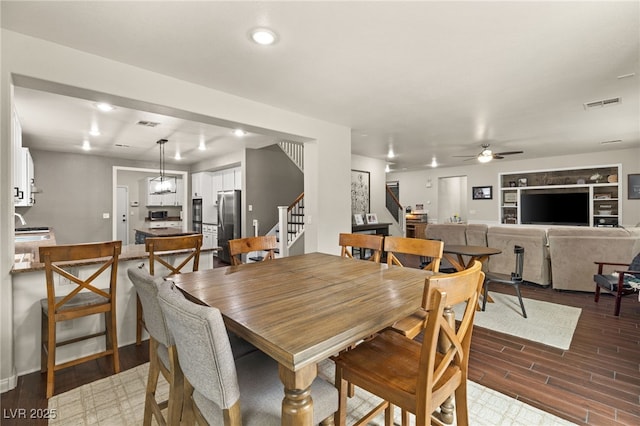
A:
422 223 640 291
547 226 640 292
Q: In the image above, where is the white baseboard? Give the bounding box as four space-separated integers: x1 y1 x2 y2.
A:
0 367 17 394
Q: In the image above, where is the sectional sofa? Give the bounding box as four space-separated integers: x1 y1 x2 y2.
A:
424 223 640 292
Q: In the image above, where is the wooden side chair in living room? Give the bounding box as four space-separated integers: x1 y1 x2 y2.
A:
157 279 338 426
339 232 384 263
333 261 485 426
228 235 278 266
483 245 527 318
594 252 640 316
136 234 203 345
39 240 122 398
384 236 444 339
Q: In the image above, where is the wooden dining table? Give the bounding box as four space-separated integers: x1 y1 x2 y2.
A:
170 252 432 426
443 244 501 272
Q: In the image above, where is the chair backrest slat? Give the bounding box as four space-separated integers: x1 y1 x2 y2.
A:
228 235 278 265
145 234 202 276
384 236 443 272
339 233 384 263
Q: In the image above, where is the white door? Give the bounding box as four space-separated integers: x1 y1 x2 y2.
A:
117 186 129 245
437 176 467 223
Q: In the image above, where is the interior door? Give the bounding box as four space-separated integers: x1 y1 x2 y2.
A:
116 186 129 245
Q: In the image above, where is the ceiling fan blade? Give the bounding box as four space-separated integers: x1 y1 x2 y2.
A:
495 150 524 156
493 155 505 160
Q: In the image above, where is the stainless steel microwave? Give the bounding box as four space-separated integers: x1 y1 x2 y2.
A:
148 210 168 221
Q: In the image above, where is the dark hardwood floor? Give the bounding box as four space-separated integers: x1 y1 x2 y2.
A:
2 277 639 425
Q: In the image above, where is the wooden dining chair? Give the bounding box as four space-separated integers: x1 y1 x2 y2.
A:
333 261 484 426
136 234 203 345
39 240 122 398
228 235 278 266
339 233 384 263
384 236 444 339
157 279 338 426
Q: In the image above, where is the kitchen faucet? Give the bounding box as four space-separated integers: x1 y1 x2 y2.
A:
14 212 26 226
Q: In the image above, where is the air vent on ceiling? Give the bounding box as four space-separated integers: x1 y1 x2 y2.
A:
600 139 622 145
583 97 621 110
136 120 160 127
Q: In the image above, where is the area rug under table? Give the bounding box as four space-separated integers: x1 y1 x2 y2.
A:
454 293 582 350
48 360 576 425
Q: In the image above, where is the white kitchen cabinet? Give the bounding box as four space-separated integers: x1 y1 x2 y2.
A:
221 169 235 191
148 220 182 229
13 109 35 207
234 168 242 190
212 172 222 200
192 172 205 198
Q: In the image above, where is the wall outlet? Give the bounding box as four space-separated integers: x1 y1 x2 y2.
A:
252 219 258 227
58 267 79 287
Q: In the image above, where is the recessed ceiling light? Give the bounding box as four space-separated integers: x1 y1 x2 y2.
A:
250 28 278 45
95 102 115 112
89 129 100 137
198 140 206 151
82 140 91 151
233 129 247 137
175 152 182 160
430 157 438 168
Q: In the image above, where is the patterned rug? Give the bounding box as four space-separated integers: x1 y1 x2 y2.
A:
454 293 582 350
48 360 576 425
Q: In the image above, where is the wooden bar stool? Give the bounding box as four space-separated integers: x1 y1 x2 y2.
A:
39 241 122 398
136 234 202 345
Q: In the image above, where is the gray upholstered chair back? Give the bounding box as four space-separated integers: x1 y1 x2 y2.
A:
127 265 174 348
157 279 241 410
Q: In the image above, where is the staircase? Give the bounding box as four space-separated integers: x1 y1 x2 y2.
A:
278 140 304 172
386 183 405 234
274 193 304 257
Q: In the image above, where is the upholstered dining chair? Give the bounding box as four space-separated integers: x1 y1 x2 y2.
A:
136 234 203 345
157 279 338 426
128 265 183 426
339 232 384 263
129 265 260 426
39 240 122 398
228 235 278 266
483 245 527 318
594 252 640 316
333 260 485 426
384 236 444 339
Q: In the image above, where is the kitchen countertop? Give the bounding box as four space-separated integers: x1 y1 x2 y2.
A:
134 227 199 237
12 229 214 274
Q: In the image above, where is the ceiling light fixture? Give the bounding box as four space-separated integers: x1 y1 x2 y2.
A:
385 164 390 173
198 140 206 150
233 129 247 137
95 102 114 112
477 148 493 163
175 152 182 160
152 139 172 194
82 140 91 151
89 128 100 137
430 157 438 168
250 28 278 45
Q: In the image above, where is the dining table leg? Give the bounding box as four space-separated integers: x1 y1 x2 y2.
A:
279 363 316 425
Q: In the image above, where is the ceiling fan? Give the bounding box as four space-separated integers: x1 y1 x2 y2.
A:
454 144 524 163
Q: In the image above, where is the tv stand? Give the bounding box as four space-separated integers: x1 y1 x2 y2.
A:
499 165 621 227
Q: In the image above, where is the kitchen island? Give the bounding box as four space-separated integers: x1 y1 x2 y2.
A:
10 234 216 378
134 227 199 244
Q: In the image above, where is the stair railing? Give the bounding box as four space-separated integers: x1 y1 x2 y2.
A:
385 185 405 232
277 141 304 172
277 192 305 257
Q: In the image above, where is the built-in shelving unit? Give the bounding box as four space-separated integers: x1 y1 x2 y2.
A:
499 164 621 227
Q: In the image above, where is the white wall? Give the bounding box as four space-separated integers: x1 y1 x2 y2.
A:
388 148 640 227
1 29 351 390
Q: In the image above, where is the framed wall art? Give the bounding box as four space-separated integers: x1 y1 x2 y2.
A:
351 170 370 215
629 174 640 199
472 186 493 200
366 213 378 224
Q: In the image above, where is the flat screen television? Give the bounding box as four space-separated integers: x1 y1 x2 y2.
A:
520 192 589 226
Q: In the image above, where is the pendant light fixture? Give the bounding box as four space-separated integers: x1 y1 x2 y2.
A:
153 138 171 194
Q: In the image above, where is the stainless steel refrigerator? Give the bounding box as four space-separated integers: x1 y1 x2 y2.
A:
217 190 241 263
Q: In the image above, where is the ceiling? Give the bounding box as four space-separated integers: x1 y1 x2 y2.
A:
2 1 639 170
